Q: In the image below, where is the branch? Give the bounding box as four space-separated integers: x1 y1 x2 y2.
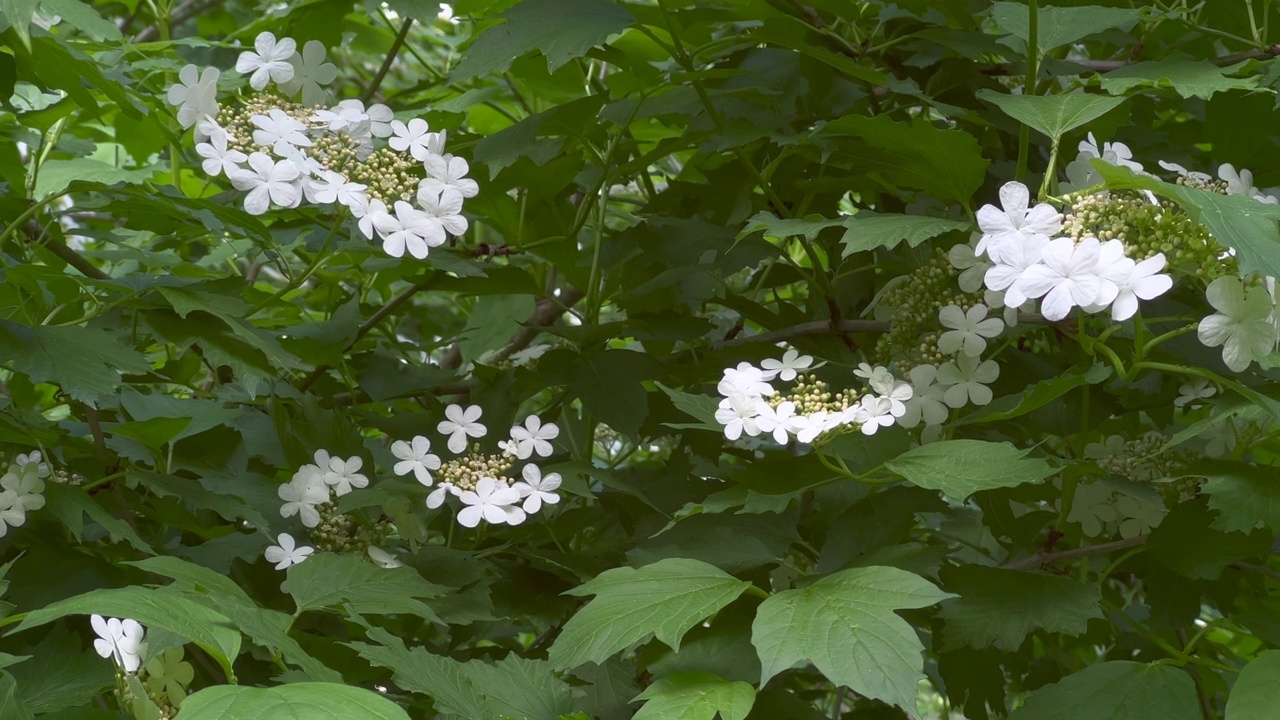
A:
132 0 210 42
438 287 586 370
362 17 414 103
1002 534 1147 570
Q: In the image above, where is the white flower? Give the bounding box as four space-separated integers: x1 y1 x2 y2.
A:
1175 379 1216 409
853 395 895 436
421 154 480 198
228 152 302 216
1218 164 1278 204
392 435 441 485
91 615 144 674
278 468 328 528
417 186 469 237
898 364 950 428
323 455 368 496
1197 275 1279 372
937 354 1000 408
880 379 913 418
311 100 372 135
457 477 524 527
793 410 843 444
515 464 561 513
304 170 359 205
14 451 48 478
755 400 800 444
853 363 896 394
1 464 45 513
1108 253 1172 321
277 143 324 177
367 546 403 568
250 109 312 155
426 482 459 509
715 393 763 441
718 362 774 398
0 492 26 537
975 181 1061 263
439 404 487 453
1159 160 1212 184
760 348 813 382
1078 132 1143 173
376 201 446 259
508 416 559 459
279 40 338 106
389 118 434 160
264 532 313 570
983 231 1049 307
424 129 448 156
167 64 220 129
353 197 391 239
1202 417 1239 458
937 304 1004 357
364 103 395 138
235 32 297 91
195 128 247 177
1016 237 1104 321
948 240 991 293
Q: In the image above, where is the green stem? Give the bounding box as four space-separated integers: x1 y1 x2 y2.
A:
1015 0 1039 183
1139 323 1198 358
0 192 68 246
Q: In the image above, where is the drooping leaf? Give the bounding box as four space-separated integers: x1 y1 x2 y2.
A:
548 558 752 670
976 90 1127 142
1200 461 1280 534
452 0 635 80
739 211 845 243
991 3 1143 51
0 320 149 403
1008 661 1199 720
631 671 756 720
884 439 1055 500
840 213 971 256
938 565 1103 650
751 565 953 713
176 683 410 720
1100 59 1260 100
287 553 446 621
568 349 661 439
1226 650 1280 719
1147 500 1270 580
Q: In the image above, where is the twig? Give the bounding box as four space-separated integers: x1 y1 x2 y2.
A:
1002 534 1148 570
132 0 207 42
438 287 586 370
362 17 414 103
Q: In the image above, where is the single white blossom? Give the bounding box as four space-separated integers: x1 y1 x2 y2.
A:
898 364 950 428
264 532 313 570
389 118 434 160
1175 379 1216 409
853 362 895 395
515 464 561 513
1078 132 1143 173
1108 253 1172 321
250 109 312 155
426 482 459 509
853 395 896 436
508 416 560 459
1197 275 1279 372
421 154 480 198
323 455 368 496
392 435 441 486
376 201 446 259
457 477 524 527
14 451 48 478
438 404 487 453
91 615 144 674
715 393 762 441
880 379 914 418
235 32 297 91
367 546 403 569
793 410 843 444
279 40 338 106
1016 236 1104 321
1219 163 1278 204
937 354 1000 408
167 64 220 129
1159 160 1212 184
1 464 45 513
760 348 813 382
417 186 469 237
195 128 247 177
975 181 1061 263
755 400 801 444
228 152 302 215
278 468 328 528
937 303 1004 357
948 240 991 293
718 362 774 398
0 492 27 537
353 196 391 240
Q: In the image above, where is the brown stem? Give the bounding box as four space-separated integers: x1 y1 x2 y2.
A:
1002 534 1148 571
438 287 586 370
362 18 414 103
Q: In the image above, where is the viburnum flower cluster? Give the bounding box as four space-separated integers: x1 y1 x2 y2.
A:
167 31 477 259
390 405 564 527
267 448 387 573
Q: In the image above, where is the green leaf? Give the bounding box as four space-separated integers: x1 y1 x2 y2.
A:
1148 500 1270 580
884 439 1055 500
12 587 241 680
991 3 1143 51
840 213 971 256
0 672 33 720
752 566 953 712
452 0 635 81
44 484 152 553
175 683 410 720
955 364 1111 425
1226 650 1280 719
1100 59 1260 100
975 90 1127 142
657 382 722 432
548 558 752 670
740 211 845 243
938 566 1103 650
632 671 756 720
1200 461 1280 534
287 552 446 621
0 320 149 403
1008 661 1199 720
1093 162 1280 280
569 349 660 439
10 626 112 714
0 0 39 48
38 0 122 41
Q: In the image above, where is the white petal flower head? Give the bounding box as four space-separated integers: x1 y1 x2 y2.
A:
2 464 45 513
417 186 469 237
853 363 896 395
422 154 480 198
324 455 368 496
975 181 1061 263
1108 252 1172 321
14 451 48 478
948 239 992 293
1016 236 1104 321
937 353 1000 408
715 393 763 441
264 532 313 570
235 32 297 91
0 491 26 536
279 40 338 106
376 201 446 259
881 379 913 418
898 363 950 429
457 477 523 527
278 468 328 528
227 152 302 215
517 463 562 513
311 100 372 136
426 482 458 509
755 400 801 444
1219 164 1263 200
366 103 395 137
389 118 433 160
1159 160 1213 184
793 410 843 444
509 416 560 459
354 197 391 240
855 395 896 436
1175 379 1217 409
367 546 403 568
91 615 145 674
937 303 1005 357
392 435 442 486
718 362 774 398
439 404 487 454
983 230 1049 308
250 109 312 155
195 128 247 178
167 64 220 129
1078 132 1143 173
1197 275 1279 372
304 170 349 205
760 348 814 382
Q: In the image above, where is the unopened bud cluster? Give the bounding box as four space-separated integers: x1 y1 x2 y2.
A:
310 501 391 554
438 445 517 493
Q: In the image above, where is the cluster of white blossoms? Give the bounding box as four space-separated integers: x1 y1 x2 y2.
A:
390 405 563 528
713 349 915 443
0 452 47 537
266 449 370 571
91 614 145 674
167 31 477 259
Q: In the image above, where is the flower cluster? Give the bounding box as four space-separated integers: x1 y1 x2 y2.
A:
167 31 477 259
0 451 48 537
390 405 564 527
266 449 387 572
